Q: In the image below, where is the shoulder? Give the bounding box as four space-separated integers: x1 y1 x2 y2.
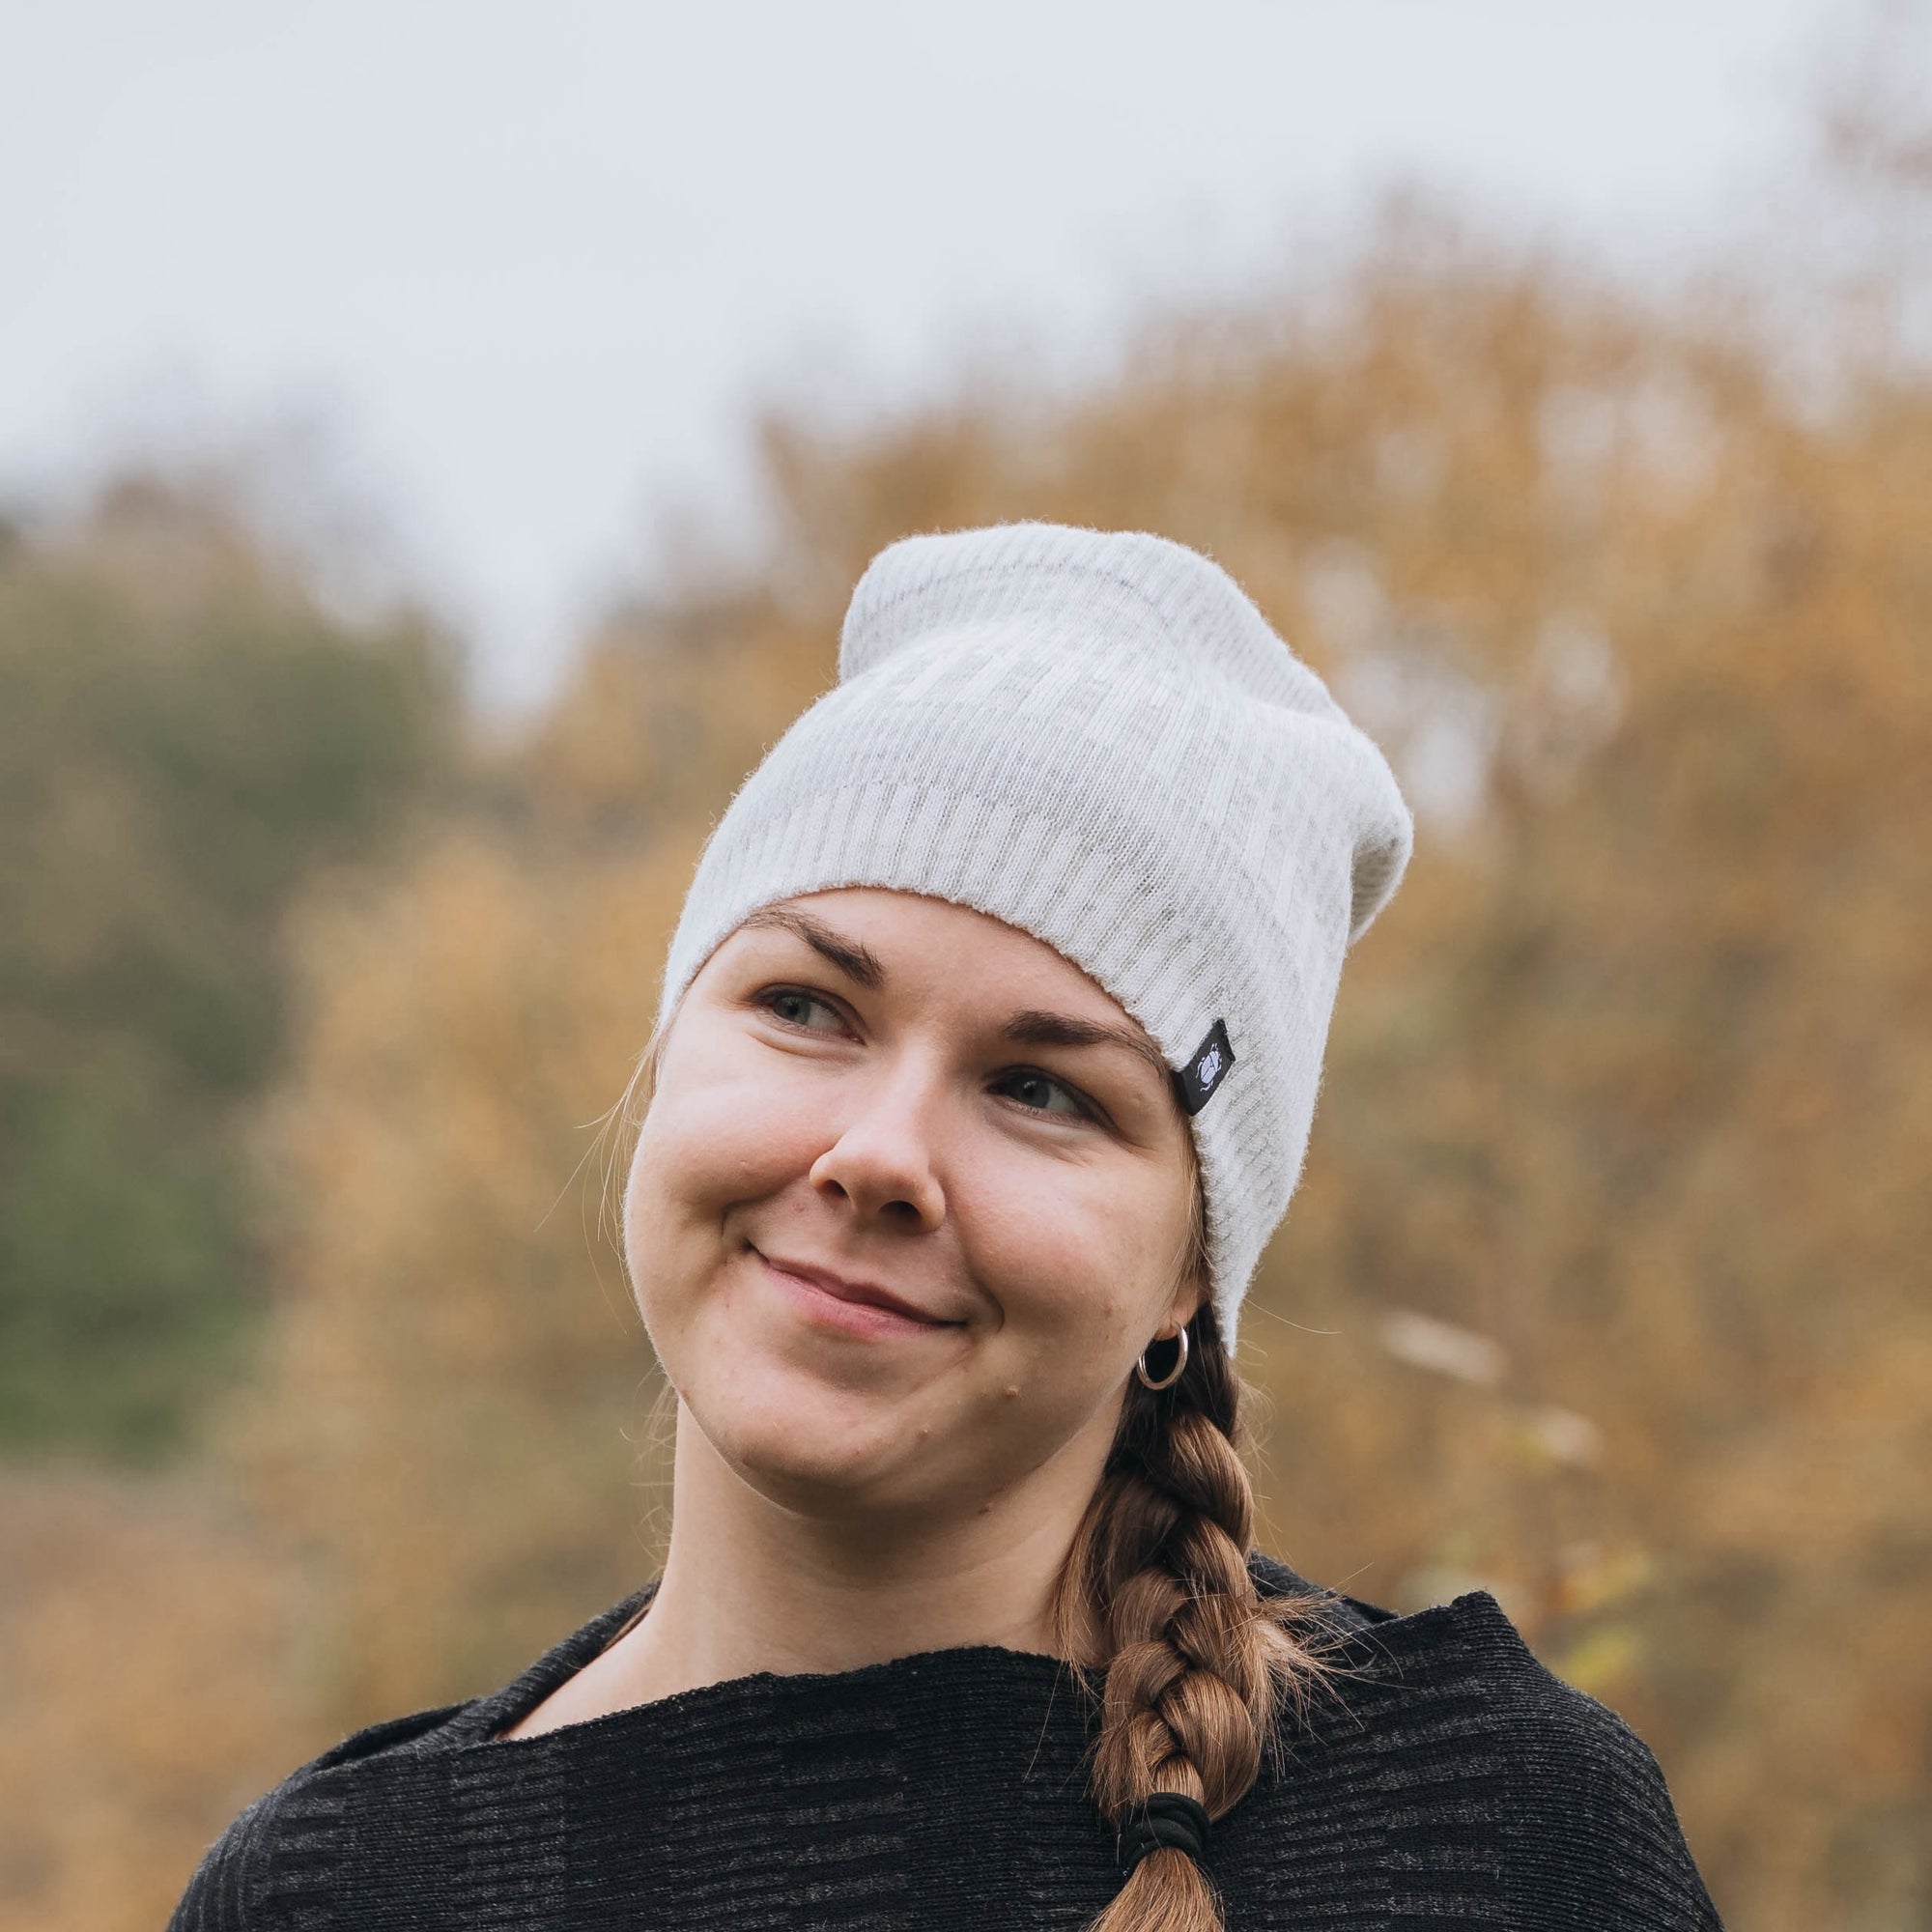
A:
166 1701 473 1930
168 1588 651 1929
1250 1554 1724 1929
1450 1592 1722 1926
167 1782 277 1932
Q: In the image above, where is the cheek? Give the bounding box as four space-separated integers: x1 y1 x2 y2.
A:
914 1169 1165 1513
953 1156 1181 1370
629 1087 782 1228
629 1016 846 1213
622 1049 827 1330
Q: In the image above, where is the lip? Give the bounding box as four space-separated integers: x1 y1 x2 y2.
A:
751 1247 959 1335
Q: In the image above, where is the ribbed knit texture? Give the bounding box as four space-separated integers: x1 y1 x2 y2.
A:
170 1557 1724 1930
654 526 1415 1342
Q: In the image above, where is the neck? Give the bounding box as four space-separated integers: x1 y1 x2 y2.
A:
615 1402 1109 1703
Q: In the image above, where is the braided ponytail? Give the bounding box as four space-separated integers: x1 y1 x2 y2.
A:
1056 1293 1343 1932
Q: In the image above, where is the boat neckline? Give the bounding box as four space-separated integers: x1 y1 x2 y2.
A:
432 1566 1510 1760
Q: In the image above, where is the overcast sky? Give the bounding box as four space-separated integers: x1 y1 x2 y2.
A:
4 0 1850 707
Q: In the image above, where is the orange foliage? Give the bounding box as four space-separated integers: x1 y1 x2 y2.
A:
222 832 704 1717
0 1470 304 1932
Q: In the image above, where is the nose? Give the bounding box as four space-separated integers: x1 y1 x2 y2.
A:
808 1063 947 1234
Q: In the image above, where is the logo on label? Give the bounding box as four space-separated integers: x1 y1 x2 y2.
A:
1172 1018 1236 1118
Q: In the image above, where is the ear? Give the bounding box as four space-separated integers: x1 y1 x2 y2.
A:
1163 1271 1208 1337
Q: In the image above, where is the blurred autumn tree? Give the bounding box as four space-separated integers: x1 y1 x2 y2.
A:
188 215 1925 1930
0 478 452 1459
10 114 1932 1932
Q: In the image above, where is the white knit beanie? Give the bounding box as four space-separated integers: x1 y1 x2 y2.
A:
657 524 1413 1346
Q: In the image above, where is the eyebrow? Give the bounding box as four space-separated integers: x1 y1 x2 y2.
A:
741 906 886 990
1000 1009 1171 1086
742 906 1171 1086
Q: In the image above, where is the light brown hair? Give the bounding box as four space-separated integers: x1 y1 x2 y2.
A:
1052 1148 1344 1932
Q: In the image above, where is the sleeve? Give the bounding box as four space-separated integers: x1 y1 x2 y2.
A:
1497 1663 1725 1932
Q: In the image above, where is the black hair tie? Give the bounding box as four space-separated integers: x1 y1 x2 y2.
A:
1116 1792 1212 1875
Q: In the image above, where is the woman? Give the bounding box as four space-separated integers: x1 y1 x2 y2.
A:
172 525 1722 1929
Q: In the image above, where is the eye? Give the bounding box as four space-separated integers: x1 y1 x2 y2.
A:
758 987 849 1034
993 1067 1094 1121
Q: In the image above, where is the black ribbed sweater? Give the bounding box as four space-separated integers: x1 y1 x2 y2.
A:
170 1555 1723 1929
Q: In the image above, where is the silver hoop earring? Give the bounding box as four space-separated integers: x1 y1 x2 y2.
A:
1135 1325 1189 1392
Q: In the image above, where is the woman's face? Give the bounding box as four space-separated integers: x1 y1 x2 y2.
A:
625 888 1203 1527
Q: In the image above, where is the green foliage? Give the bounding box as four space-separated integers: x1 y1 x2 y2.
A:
0 481 453 1460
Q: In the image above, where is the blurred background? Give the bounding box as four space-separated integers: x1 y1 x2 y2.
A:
4 3 1929 1925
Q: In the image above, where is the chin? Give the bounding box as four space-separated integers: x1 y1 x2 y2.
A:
698 1365 938 1515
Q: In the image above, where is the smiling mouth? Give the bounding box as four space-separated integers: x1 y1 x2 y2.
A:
749 1246 960 1331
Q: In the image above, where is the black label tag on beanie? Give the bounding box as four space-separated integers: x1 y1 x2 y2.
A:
1172 1019 1236 1117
